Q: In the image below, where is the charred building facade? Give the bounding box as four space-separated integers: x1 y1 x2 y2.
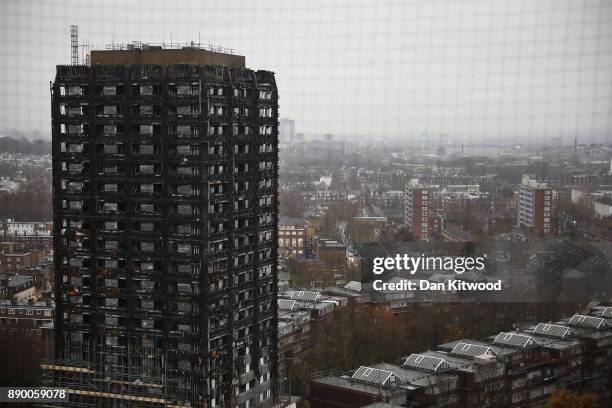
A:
47 46 279 407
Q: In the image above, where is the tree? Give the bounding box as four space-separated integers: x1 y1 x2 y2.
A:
329 169 347 190
347 170 360 191
286 257 299 275
279 191 307 218
0 189 52 221
442 323 465 343
292 260 335 288
318 200 359 242
348 220 377 246
558 197 594 225
0 136 51 154
545 388 598 408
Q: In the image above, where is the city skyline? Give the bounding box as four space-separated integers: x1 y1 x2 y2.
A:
1 0 612 142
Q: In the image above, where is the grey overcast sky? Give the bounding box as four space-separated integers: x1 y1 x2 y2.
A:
1 0 612 143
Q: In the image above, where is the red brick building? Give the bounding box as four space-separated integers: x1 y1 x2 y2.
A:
518 175 552 235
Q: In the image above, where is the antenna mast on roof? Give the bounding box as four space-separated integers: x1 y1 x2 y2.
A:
70 25 79 65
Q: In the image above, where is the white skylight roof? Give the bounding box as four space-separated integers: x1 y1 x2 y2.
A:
402 354 452 373
493 332 537 349
450 342 496 359
287 290 321 302
351 366 397 386
533 323 573 339
568 314 608 330
277 299 297 311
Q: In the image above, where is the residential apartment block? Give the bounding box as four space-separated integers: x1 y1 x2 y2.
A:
47 44 279 408
518 175 553 235
404 179 430 240
311 305 612 407
0 221 53 249
0 300 54 328
278 217 310 257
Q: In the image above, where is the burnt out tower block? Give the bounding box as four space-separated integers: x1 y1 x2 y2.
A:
49 46 279 407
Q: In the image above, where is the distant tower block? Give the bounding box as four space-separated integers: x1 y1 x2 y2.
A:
70 25 78 65
439 133 448 146
280 118 296 144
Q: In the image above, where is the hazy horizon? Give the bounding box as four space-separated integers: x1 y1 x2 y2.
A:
2 0 612 143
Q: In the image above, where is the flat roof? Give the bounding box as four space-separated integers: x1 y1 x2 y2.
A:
312 376 409 396
442 223 475 242
90 47 245 68
373 362 454 388
278 217 309 227
595 196 612 206
6 274 35 287
523 333 580 351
